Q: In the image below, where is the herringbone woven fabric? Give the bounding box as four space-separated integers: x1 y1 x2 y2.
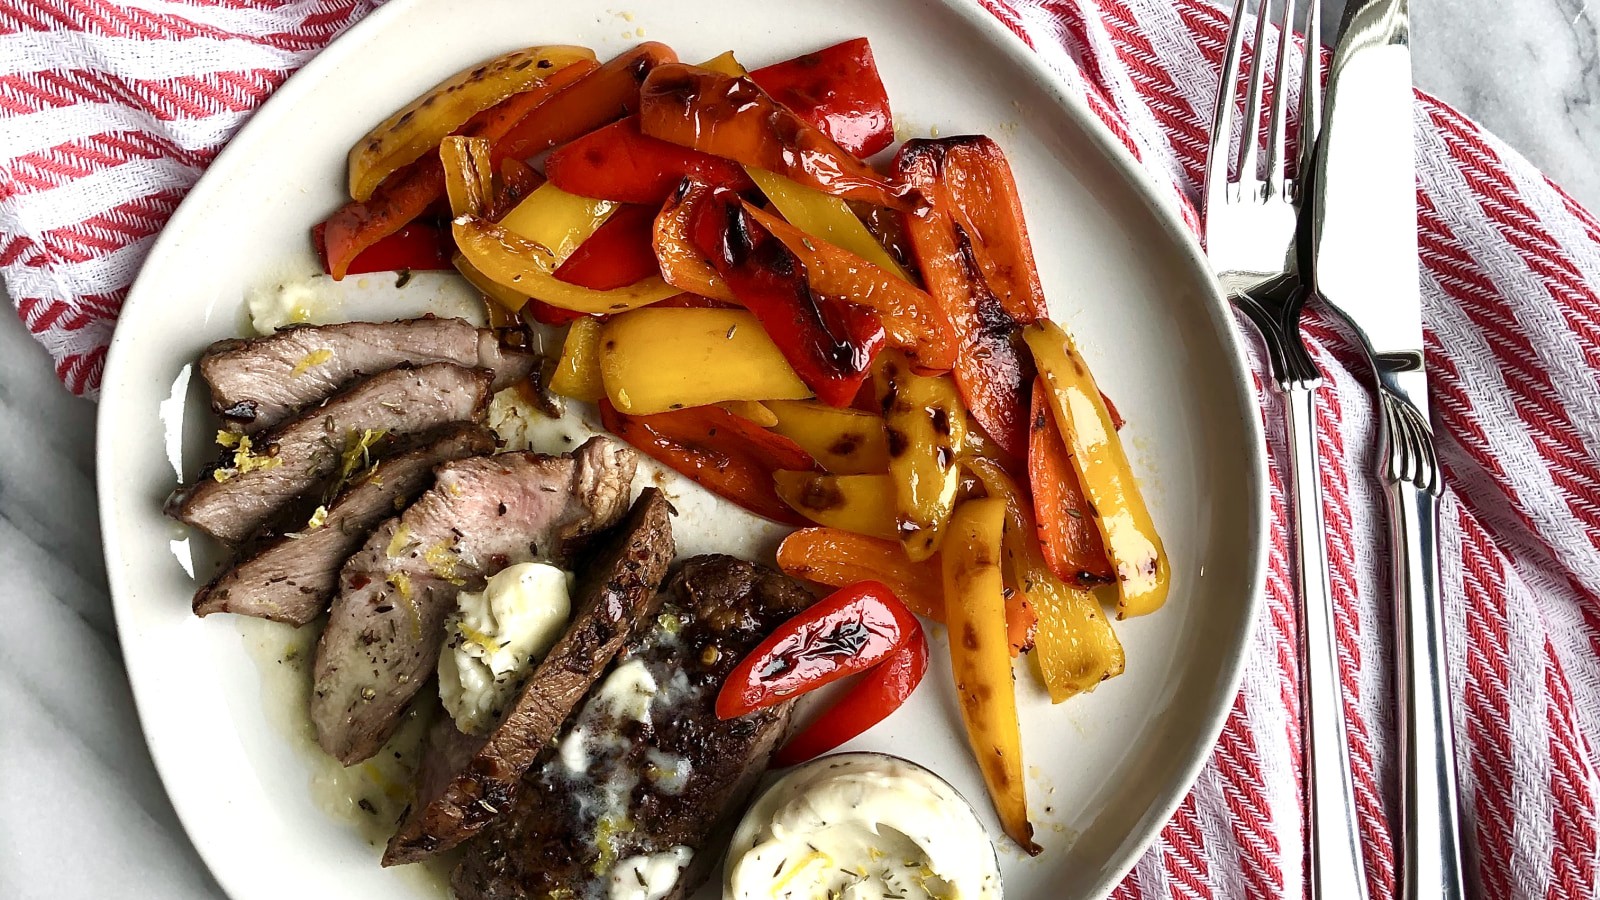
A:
2 1 1597 897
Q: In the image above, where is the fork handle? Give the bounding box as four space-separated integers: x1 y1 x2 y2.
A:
1376 380 1468 900
1285 384 1373 900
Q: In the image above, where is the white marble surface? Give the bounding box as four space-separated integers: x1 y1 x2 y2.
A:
1 1 1595 897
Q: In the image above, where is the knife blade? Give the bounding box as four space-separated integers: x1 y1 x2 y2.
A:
1307 3 1467 899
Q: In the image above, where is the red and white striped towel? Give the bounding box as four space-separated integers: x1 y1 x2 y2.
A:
3 0 1597 896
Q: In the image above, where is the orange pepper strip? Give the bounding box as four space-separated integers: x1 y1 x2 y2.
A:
491 42 680 166
1028 379 1115 586
775 527 1036 657
741 201 956 371
639 63 921 211
321 59 597 279
653 179 739 303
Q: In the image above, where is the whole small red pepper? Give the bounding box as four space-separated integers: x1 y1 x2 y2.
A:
716 581 919 719
546 116 754 205
312 220 452 276
553 204 662 290
598 400 816 525
687 188 885 407
749 38 895 160
774 623 928 766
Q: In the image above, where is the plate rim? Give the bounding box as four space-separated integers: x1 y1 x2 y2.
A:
96 1 1269 897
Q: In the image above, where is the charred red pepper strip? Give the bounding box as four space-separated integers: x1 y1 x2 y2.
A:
1028 379 1115 586
522 300 584 326
546 116 754 204
748 37 894 160
639 63 920 211
312 220 452 276
717 581 919 719
895 138 1035 458
319 60 597 280
598 400 816 525
491 42 679 166
553 203 662 290
687 188 886 407
774 623 928 766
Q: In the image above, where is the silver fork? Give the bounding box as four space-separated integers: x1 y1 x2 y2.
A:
1203 3 1372 899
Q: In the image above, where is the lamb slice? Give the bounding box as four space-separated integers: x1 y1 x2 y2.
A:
168 362 493 544
451 555 814 900
191 424 498 626
199 317 537 432
384 488 676 866
311 437 637 766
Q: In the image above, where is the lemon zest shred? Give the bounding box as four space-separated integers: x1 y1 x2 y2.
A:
291 348 333 377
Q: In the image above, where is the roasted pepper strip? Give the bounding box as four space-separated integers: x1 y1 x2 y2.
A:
320 59 595 279
1028 379 1115 586
776 526 1035 657
549 317 605 402
765 400 890 475
491 42 679 166
717 581 918 718
452 214 677 315
896 139 1036 458
313 221 451 276
943 497 1039 855
348 46 596 202
599 307 811 414
653 179 739 303
1023 320 1169 617
772 472 899 540
774 627 928 767
719 400 779 427
776 528 942 619
492 158 544 219
639 63 920 211
547 115 754 204
439 136 493 218
498 182 616 258
553 203 661 290
689 190 886 407
599 400 813 525
741 201 954 370
965 455 1124 700
744 168 909 280
748 37 894 159
875 351 966 561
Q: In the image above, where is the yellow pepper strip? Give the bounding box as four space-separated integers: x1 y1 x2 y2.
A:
453 215 680 315
765 400 890 475
498 181 616 259
943 497 1040 855
875 351 966 561
348 45 596 202
439 136 492 218
599 308 811 414
549 317 605 402
697 51 747 77
741 202 955 370
745 167 911 281
452 253 528 317
718 400 779 427
772 472 899 540
1023 321 1170 617
964 455 1125 701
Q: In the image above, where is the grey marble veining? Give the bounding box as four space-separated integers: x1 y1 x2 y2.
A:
1 2 1595 896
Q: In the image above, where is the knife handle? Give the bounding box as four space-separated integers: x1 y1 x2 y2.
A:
1377 380 1468 900
1285 385 1374 900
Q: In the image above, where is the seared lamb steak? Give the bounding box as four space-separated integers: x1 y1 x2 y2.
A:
192 424 497 625
168 363 493 544
451 555 813 900
311 438 636 765
200 317 537 432
384 489 675 865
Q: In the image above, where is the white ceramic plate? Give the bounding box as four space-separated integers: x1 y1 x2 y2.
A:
98 1 1268 898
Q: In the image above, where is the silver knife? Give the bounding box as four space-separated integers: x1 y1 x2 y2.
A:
1309 1 1467 898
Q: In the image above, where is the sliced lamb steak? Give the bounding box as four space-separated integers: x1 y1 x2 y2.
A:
310 438 636 766
191 424 497 625
451 555 813 900
168 363 493 544
383 489 675 865
200 317 537 432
